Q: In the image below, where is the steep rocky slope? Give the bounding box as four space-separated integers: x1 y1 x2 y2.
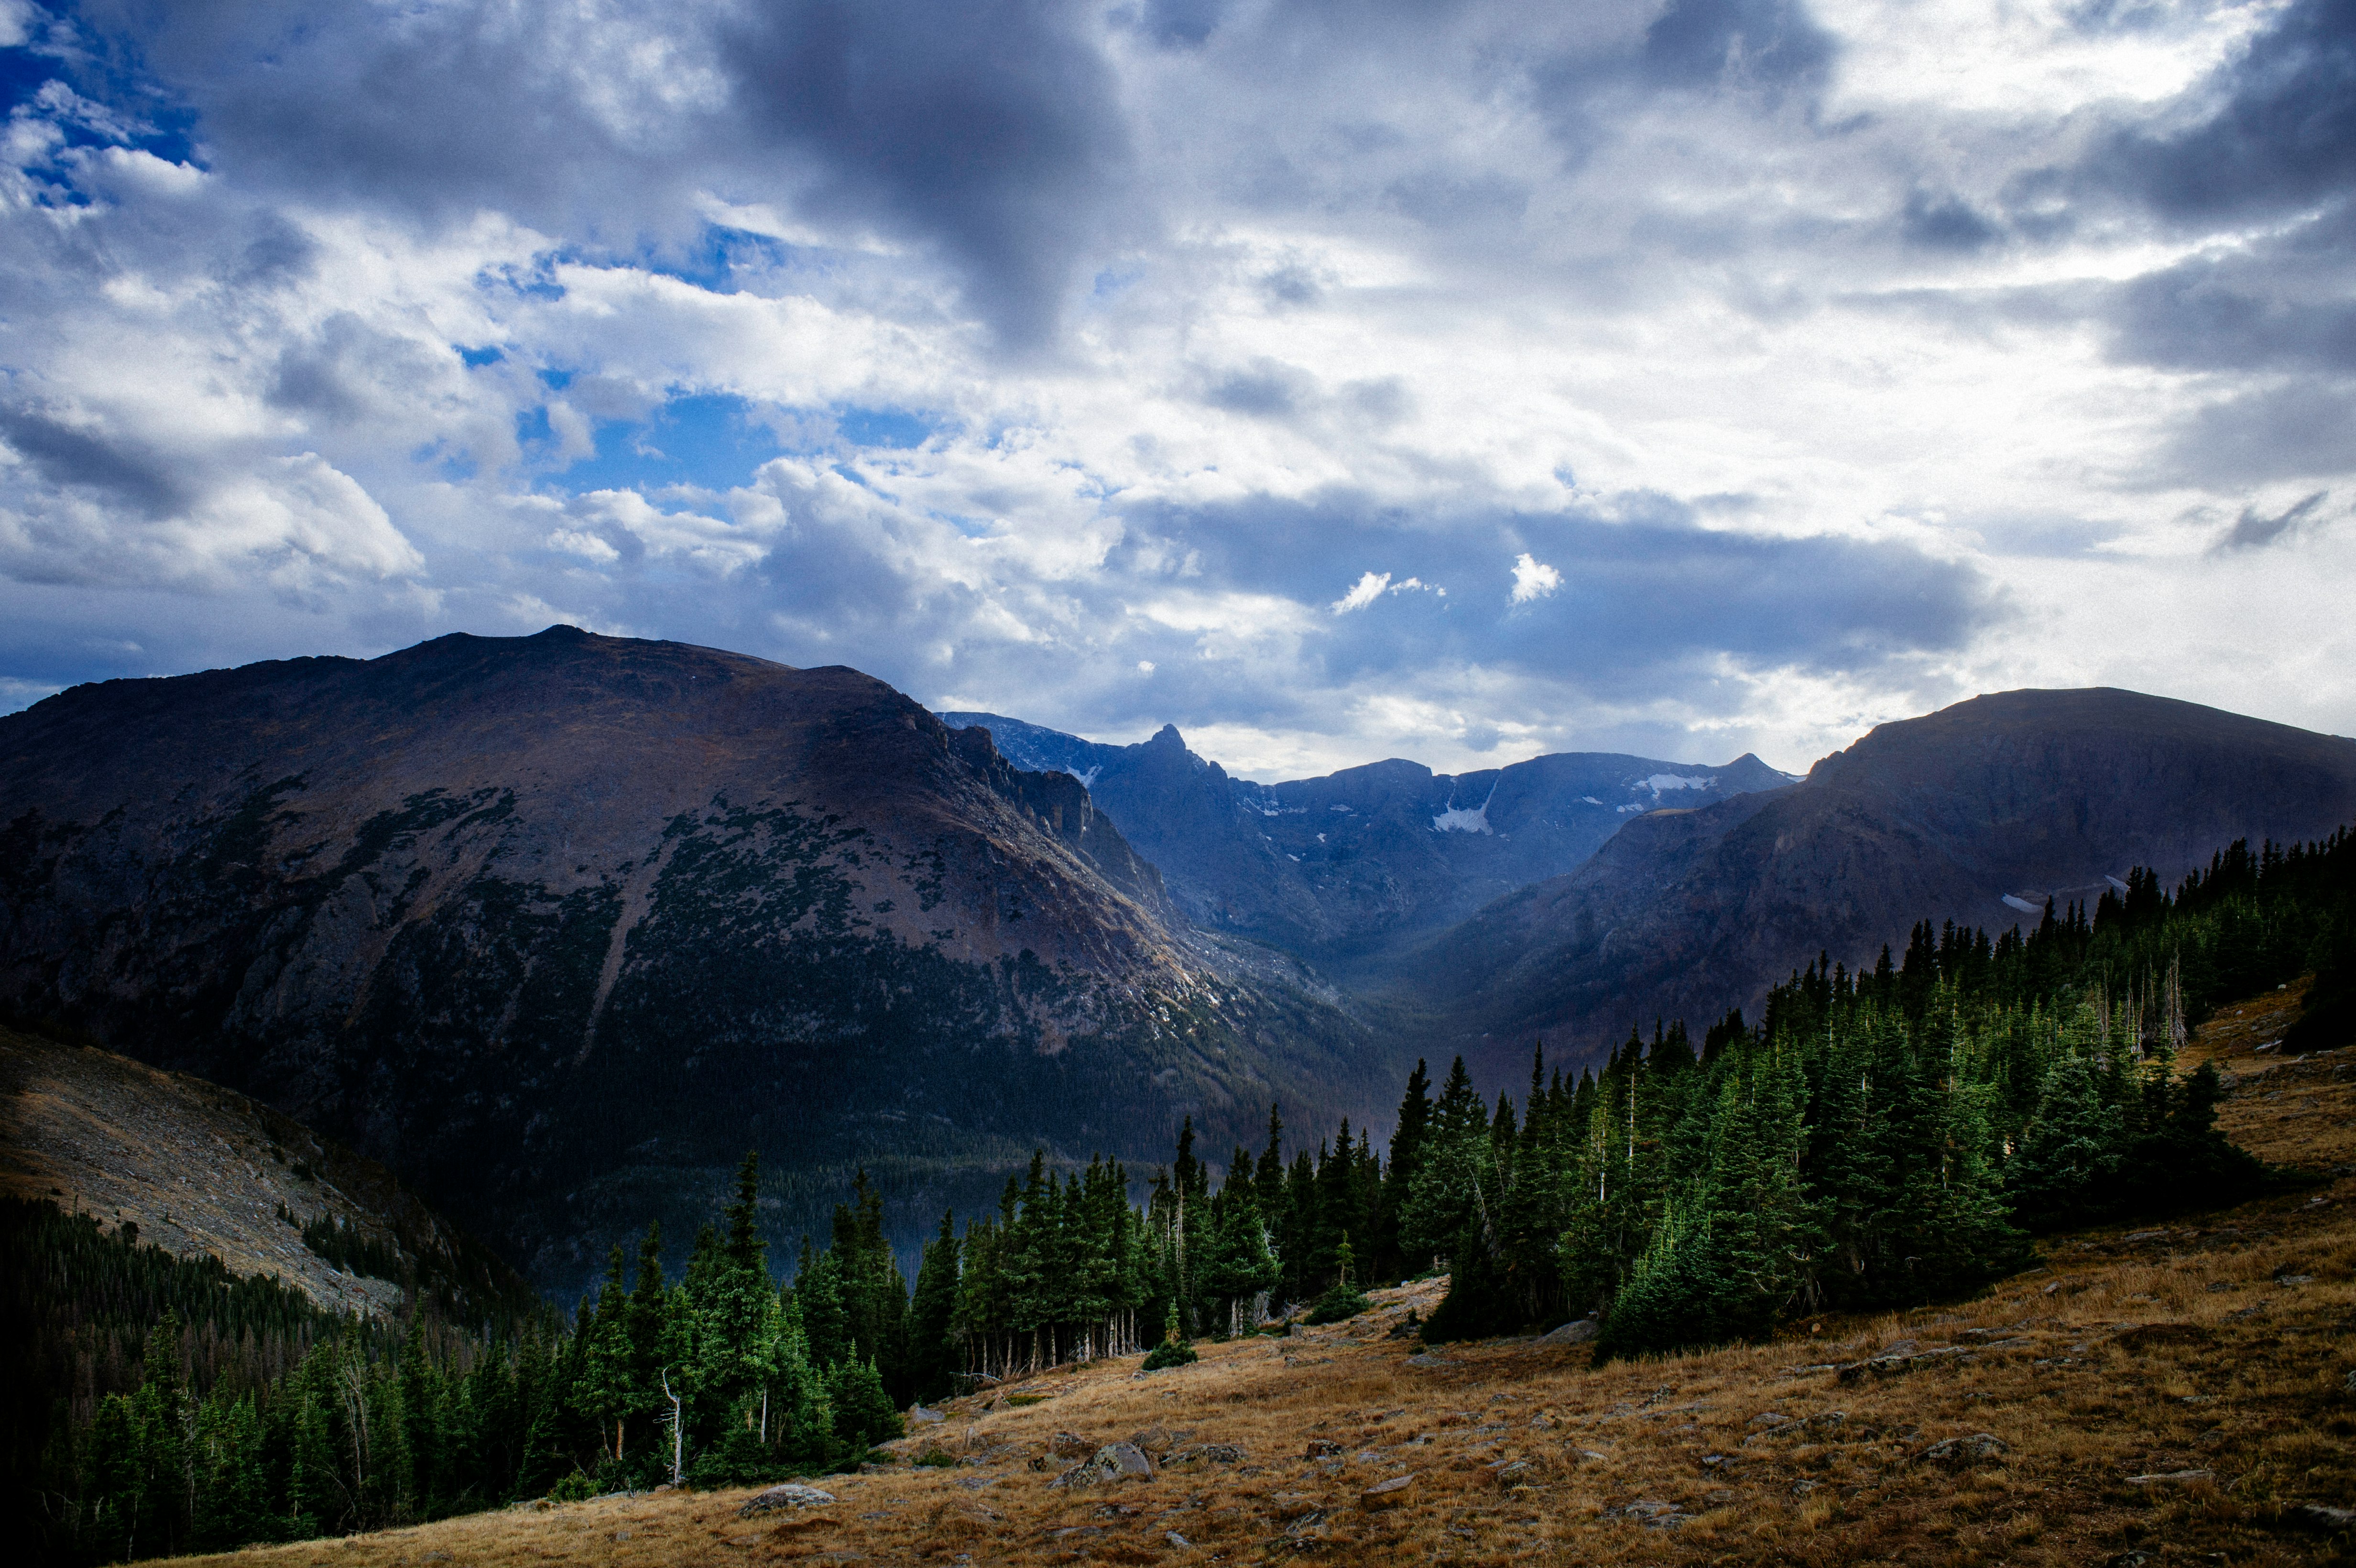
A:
0 1024 528 1320
0 628 1371 1291
1401 687 2356 1072
939 711 1792 968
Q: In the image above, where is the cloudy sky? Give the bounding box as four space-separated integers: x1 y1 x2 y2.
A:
0 0 2349 778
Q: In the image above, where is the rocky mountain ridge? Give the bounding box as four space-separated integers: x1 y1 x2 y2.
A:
937 710 1794 968
1398 686 2356 1077
0 628 1373 1293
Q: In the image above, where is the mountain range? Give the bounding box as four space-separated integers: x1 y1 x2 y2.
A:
7 627 2355 1295
0 628 1371 1292
948 689 2356 1083
1397 686 2356 1078
938 710 1796 969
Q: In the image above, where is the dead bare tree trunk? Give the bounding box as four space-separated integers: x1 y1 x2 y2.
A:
659 1369 685 1487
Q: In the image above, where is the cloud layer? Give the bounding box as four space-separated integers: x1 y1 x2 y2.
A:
0 0 2351 775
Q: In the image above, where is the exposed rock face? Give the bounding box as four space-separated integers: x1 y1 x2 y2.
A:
0 1024 530 1320
0 628 1367 1288
938 710 1792 967
1397 688 2356 1068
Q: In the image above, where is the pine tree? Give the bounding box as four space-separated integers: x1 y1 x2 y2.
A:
1376 1061 1432 1280
905 1213 962 1404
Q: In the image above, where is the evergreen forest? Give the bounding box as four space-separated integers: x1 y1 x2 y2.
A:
11 828 2351 1565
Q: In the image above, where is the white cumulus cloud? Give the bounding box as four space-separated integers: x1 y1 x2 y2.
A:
1509 554 1562 605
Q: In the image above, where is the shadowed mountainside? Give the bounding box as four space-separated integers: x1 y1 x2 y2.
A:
0 628 1374 1293
1398 687 2356 1078
938 710 1794 969
0 1023 532 1322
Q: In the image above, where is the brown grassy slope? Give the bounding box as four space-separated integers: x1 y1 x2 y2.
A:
0 1024 510 1316
176 983 2356 1567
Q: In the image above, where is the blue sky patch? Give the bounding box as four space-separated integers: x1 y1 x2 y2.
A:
555 392 783 493
836 406 937 449
2 13 201 169
635 224 795 293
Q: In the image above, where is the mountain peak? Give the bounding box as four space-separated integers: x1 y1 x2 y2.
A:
1148 723 1187 750
0 632 1375 1291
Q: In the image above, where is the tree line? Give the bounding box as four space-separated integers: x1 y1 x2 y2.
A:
17 828 2346 1563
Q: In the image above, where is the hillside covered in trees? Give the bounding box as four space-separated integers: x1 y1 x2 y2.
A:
13 827 2350 1564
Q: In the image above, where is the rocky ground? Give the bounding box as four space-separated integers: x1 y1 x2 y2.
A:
3 1025 437 1315
173 984 2356 1565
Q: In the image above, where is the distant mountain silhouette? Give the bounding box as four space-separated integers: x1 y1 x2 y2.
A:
938 710 1793 969
1393 687 2356 1078
0 628 1371 1290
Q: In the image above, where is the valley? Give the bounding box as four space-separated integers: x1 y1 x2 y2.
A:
955 691 2356 1085
157 982 2356 1567
10 630 2355 1294
938 709 1796 968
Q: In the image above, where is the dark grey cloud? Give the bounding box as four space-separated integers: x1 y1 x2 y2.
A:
1382 169 1530 228
266 314 452 428
2114 272 2356 375
0 404 192 519
1203 359 1315 418
2100 0 2356 220
1112 491 1999 697
1901 190 2002 252
82 0 655 225
2212 490 2333 552
724 0 1135 347
1130 0 1232 47
2106 199 2356 375
2162 381 2356 485
1643 0 1837 93
69 0 1136 348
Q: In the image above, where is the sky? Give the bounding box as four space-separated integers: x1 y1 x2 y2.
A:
0 0 2350 781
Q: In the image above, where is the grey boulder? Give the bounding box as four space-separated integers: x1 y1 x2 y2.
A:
1048 1442 1156 1489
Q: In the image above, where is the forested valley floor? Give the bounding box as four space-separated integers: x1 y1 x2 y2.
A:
10 828 2356 1565
164 981 2356 1566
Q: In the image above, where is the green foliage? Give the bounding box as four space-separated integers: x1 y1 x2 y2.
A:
1302 1288 1371 1325
15 1149 854 1566
1413 827 2351 1360
546 1469 598 1503
1140 1340 1198 1371
295 1211 406 1283
823 1361 900 1452
1301 1231 1371 1323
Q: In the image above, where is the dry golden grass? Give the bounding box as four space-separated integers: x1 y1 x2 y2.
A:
172 984 2356 1566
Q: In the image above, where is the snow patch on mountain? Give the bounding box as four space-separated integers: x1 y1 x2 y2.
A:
1635 773 1716 798
1432 780 1499 834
